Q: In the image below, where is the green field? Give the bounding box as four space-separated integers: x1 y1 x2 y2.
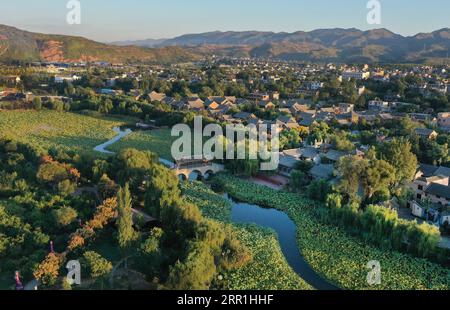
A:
0 110 134 155
0 110 202 160
109 129 176 160
213 174 450 290
182 182 313 290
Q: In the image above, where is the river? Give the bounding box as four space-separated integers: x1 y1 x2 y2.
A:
227 194 339 290
94 127 338 290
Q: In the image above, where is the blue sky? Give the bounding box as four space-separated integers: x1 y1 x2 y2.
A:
1 0 449 42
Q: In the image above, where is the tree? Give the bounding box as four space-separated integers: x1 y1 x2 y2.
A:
116 183 137 249
33 253 63 287
98 98 113 114
378 138 418 185
290 170 309 191
115 149 156 188
362 151 396 201
165 242 216 290
145 165 181 218
37 162 69 185
57 179 77 195
98 174 118 199
137 228 165 276
336 156 368 202
53 206 78 227
82 251 112 288
32 97 42 110
307 179 331 202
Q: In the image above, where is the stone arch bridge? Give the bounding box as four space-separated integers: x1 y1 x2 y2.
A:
174 158 225 181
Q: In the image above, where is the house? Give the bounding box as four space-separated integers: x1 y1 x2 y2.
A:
161 96 176 106
205 99 221 110
278 153 300 177
309 164 334 180
233 112 257 121
440 211 450 226
438 112 450 128
322 150 347 163
235 98 251 107
250 92 270 101
270 91 280 100
148 91 166 102
424 183 450 206
414 128 438 140
258 100 276 109
338 103 354 114
409 113 435 123
54 75 80 84
304 81 324 90
184 98 205 110
0 76 21 84
341 71 370 80
412 164 450 203
206 96 236 106
299 147 321 164
354 112 377 124
298 113 317 127
99 89 120 96
290 103 309 115
410 200 427 219
276 115 299 130
368 99 390 112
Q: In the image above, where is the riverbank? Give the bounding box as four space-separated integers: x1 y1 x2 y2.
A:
213 174 450 290
228 194 338 290
181 182 313 290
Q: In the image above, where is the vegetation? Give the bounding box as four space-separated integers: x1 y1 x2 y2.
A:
0 110 132 155
181 181 312 290
213 174 450 290
110 129 175 160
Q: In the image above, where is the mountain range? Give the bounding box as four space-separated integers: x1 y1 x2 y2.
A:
1 24 449 64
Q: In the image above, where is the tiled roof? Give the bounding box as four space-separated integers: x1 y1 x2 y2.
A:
425 183 450 199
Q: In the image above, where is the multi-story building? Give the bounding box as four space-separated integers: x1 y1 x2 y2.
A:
341 71 370 80
368 99 390 112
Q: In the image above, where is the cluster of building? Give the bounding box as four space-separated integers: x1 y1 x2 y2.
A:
410 164 450 227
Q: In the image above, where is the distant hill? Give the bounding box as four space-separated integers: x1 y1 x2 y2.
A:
0 25 201 63
2 24 450 64
110 38 168 48
151 28 450 63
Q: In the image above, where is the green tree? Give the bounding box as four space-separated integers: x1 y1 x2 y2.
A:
32 97 42 110
116 183 137 249
82 251 113 288
53 206 78 227
378 138 418 185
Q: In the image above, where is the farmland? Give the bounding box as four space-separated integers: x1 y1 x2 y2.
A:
212 174 450 290
0 110 176 159
108 128 176 160
182 182 313 290
0 110 134 155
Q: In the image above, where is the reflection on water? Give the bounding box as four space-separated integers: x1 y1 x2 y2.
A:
227 194 339 290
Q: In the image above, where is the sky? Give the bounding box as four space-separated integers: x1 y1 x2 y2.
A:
1 0 449 42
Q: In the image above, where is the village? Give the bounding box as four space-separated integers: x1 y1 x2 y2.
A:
1 59 450 234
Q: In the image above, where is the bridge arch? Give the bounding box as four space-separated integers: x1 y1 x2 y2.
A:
189 170 203 181
178 174 188 181
204 170 214 180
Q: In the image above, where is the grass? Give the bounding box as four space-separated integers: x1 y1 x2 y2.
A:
110 128 206 161
213 174 450 290
109 129 176 160
0 110 135 155
182 181 313 290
